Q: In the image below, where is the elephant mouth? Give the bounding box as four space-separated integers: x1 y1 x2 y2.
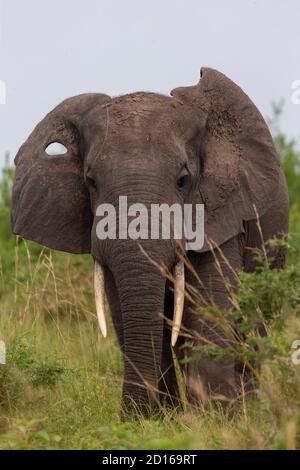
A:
93 258 185 347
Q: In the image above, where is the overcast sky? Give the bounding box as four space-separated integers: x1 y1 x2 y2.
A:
0 0 299 168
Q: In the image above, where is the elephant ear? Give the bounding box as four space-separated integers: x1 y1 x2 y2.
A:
12 93 110 253
172 67 282 251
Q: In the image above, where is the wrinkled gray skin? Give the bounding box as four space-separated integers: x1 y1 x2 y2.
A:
12 68 289 417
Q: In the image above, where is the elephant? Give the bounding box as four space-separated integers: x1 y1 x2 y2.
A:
11 68 289 417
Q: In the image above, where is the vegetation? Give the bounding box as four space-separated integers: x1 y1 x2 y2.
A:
0 115 299 450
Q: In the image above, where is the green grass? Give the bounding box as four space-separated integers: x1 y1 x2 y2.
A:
0 274 298 451
0 280 299 450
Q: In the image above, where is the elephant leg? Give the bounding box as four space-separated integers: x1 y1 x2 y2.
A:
157 281 182 410
175 235 246 407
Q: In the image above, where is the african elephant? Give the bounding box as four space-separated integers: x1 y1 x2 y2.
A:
11 68 289 417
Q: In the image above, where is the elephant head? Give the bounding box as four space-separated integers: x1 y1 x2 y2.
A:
12 68 282 415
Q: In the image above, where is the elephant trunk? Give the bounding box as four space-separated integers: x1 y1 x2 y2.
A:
114 244 167 415
97 238 177 416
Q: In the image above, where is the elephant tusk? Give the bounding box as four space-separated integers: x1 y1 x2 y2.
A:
94 260 107 338
171 260 185 347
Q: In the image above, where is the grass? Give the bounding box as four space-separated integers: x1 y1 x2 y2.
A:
0 234 299 450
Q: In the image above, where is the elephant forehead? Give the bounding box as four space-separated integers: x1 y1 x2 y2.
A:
81 92 203 164
102 92 199 139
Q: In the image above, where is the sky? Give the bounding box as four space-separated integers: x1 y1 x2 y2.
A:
0 0 299 168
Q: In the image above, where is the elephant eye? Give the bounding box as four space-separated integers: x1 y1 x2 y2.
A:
177 166 190 190
86 174 97 191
